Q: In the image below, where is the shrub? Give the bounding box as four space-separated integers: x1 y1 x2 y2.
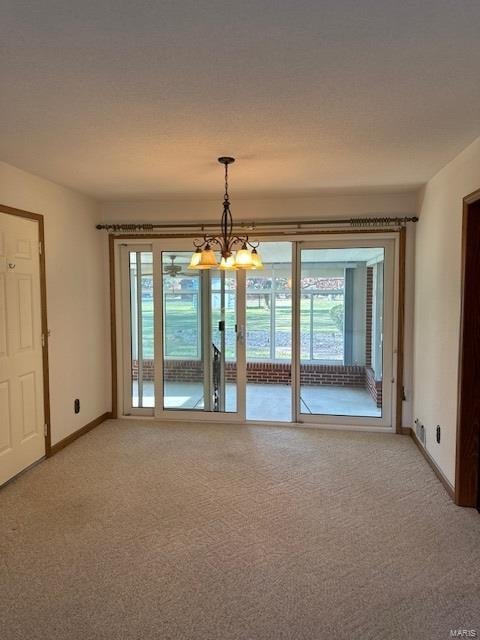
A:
330 304 344 332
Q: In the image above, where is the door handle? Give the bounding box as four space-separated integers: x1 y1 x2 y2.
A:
236 324 245 344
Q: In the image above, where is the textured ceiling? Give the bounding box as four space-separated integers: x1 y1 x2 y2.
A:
1 0 480 199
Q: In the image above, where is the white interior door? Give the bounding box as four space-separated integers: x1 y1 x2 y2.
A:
0 214 45 485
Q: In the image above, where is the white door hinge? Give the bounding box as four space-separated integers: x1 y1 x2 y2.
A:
44 424 48 437
39 241 42 255
41 334 45 347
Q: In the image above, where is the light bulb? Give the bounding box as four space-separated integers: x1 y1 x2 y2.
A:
219 255 237 270
235 243 254 269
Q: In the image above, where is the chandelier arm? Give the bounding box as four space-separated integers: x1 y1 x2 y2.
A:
230 235 248 247
228 238 238 252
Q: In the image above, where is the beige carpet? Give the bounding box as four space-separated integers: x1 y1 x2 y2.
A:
1 419 479 640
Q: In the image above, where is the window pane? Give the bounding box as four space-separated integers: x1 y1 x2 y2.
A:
300 247 384 419
163 269 200 359
246 242 292 422
129 251 154 408
246 279 272 360
300 274 344 362
162 253 204 410
211 272 237 412
274 291 292 360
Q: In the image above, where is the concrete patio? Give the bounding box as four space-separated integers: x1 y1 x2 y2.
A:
133 381 381 420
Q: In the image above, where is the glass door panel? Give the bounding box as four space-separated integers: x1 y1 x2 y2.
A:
162 252 204 410
211 272 237 412
128 250 154 409
160 250 238 415
298 243 393 426
245 242 292 421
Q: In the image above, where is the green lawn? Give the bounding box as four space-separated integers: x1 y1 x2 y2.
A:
138 295 343 360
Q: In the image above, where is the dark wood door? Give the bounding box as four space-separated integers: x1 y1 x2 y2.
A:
456 193 480 507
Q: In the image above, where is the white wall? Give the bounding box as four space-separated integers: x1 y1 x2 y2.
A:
101 189 417 428
414 135 480 486
0 161 110 445
100 190 417 224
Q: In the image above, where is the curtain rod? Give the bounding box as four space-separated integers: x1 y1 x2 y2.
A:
96 216 418 233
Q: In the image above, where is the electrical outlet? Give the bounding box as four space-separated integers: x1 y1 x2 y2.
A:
415 418 426 445
74 399 80 414
436 425 441 444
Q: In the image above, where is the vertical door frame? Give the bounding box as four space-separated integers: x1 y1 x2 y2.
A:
201 270 213 412
291 241 301 422
455 188 480 507
109 234 118 418
0 204 51 455
236 269 247 420
118 243 154 416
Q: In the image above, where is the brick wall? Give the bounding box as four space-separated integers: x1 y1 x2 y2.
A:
132 359 382 407
164 360 202 382
134 359 365 387
132 359 155 381
365 366 382 407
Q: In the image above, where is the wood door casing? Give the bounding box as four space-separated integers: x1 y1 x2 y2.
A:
0 213 46 484
456 192 480 507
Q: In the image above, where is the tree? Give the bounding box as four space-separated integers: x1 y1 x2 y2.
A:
330 304 344 332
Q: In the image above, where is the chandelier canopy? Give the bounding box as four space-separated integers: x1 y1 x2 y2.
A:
189 157 263 270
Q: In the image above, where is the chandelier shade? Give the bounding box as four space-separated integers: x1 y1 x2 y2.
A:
189 157 262 271
195 246 218 269
219 255 237 270
251 248 264 270
188 247 202 269
234 243 254 269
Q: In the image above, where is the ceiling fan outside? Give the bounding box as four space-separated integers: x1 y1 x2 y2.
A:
164 255 188 277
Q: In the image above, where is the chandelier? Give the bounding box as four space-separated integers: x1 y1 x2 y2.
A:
189 157 263 270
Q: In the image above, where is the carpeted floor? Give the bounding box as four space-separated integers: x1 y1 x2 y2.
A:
1 419 479 639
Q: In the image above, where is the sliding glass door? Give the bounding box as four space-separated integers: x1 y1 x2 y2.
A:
296 239 394 428
119 235 397 429
161 253 238 413
154 242 242 421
